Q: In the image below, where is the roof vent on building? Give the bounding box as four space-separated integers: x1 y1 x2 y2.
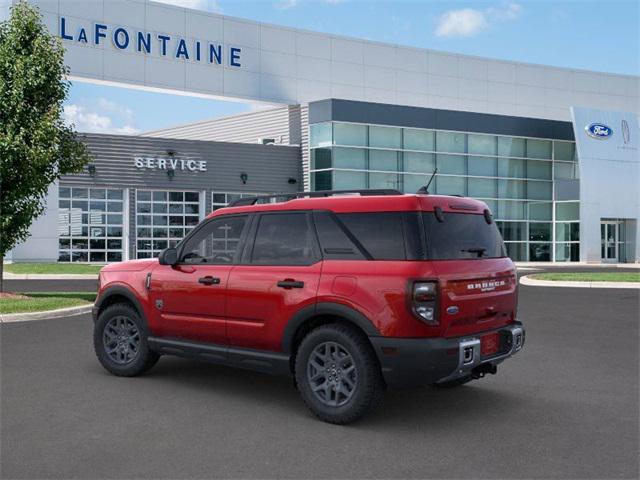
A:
259 137 277 145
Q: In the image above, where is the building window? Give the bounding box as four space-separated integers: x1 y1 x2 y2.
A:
136 190 200 259
58 187 124 263
308 122 579 262
334 122 367 147
309 123 332 148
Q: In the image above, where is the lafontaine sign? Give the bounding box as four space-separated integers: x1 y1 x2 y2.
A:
134 156 207 172
60 17 242 68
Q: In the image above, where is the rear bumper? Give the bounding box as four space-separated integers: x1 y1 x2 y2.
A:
370 322 525 388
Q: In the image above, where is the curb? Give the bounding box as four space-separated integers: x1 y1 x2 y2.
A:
0 303 94 323
519 275 640 289
3 273 98 280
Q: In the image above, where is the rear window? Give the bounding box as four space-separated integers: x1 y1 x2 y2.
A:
422 212 506 260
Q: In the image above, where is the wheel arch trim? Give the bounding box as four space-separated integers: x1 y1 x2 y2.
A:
94 285 146 322
281 302 380 354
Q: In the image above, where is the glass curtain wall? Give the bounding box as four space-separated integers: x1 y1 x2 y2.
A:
310 122 579 262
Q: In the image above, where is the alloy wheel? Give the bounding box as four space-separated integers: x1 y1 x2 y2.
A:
103 316 141 365
307 341 358 407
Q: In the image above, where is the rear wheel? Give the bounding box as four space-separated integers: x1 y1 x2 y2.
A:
295 323 384 424
94 303 159 377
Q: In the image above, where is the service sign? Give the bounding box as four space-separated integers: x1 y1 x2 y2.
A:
134 156 207 172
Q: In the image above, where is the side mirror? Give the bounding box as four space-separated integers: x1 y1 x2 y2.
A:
158 247 178 266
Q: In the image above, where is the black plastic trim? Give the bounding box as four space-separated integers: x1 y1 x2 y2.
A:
281 302 381 353
93 285 145 323
147 337 291 376
370 321 524 388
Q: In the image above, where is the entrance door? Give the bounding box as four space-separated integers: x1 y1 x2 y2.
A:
601 221 618 262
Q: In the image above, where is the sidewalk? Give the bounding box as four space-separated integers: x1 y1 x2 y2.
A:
515 262 639 269
0 303 94 323
3 272 98 280
520 275 640 289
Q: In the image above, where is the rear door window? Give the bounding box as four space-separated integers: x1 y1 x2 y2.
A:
251 213 320 265
422 212 506 260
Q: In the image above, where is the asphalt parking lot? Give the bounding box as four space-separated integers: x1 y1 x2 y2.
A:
1 283 638 479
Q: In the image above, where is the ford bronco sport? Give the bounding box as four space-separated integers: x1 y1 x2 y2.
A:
93 189 525 424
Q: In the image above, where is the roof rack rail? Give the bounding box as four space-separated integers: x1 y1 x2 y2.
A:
227 189 403 207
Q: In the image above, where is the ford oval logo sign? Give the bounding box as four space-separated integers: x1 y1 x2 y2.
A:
585 123 613 139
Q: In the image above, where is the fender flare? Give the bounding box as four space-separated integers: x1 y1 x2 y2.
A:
94 285 146 322
281 302 380 354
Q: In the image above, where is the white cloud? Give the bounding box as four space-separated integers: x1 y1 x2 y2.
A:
153 0 222 13
64 100 139 135
488 2 523 21
435 2 522 38
276 0 298 9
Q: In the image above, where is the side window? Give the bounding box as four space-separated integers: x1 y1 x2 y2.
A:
180 215 248 264
251 213 319 265
336 213 406 260
313 212 366 260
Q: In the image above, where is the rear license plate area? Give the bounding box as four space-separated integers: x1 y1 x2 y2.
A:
481 332 500 356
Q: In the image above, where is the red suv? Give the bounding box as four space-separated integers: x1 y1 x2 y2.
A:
93 189 525 424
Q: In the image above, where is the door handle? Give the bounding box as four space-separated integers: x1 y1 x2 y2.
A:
198 276 221 285
277 279 304 289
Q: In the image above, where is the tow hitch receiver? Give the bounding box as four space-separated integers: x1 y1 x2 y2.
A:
472 363 497 379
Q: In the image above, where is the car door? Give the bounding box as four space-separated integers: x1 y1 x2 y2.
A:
149 214 250 344
226 211 322 351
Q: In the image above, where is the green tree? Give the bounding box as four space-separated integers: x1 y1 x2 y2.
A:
0 1 90 291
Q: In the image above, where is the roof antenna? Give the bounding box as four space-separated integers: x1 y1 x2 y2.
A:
417 168 438 194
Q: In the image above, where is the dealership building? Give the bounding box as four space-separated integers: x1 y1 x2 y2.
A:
4 0 639 263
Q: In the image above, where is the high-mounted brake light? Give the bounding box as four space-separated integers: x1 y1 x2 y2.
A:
411 281 438 325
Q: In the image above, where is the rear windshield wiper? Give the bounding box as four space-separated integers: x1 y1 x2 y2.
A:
461 247 487 258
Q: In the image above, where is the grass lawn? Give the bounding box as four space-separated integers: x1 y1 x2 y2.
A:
0 292 96 315
530 272 640 283
4 263 103 275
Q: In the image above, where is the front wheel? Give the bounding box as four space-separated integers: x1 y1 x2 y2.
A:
93 303 159 377
295 324 385 424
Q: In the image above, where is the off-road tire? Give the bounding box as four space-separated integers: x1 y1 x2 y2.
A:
295 323 385 424
94 303 159 377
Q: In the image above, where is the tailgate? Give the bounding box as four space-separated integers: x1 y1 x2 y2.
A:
433 258 517 337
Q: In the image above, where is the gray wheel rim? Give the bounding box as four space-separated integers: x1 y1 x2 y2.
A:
103 316 140 365
307 341 357 407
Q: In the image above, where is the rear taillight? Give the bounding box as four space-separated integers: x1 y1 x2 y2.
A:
411 281 438 325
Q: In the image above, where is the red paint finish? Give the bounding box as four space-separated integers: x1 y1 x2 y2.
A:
226 264 322 350
95 193 519 358
148 264 233 344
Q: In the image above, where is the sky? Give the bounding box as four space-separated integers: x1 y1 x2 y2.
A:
63 0 640 135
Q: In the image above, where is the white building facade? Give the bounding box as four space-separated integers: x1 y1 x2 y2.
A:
4 0 639 263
